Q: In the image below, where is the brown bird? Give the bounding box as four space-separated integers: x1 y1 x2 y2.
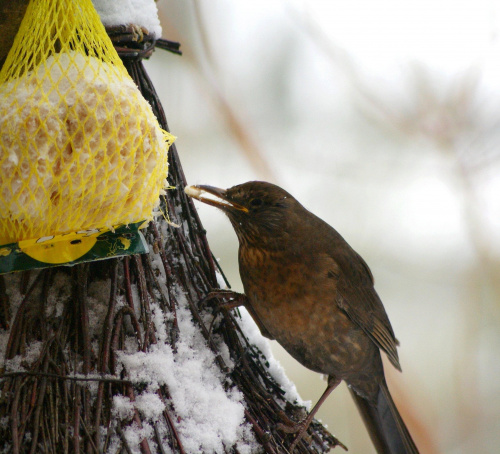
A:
185 181 419 454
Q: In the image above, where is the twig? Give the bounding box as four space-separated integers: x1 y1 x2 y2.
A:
0 371 133 385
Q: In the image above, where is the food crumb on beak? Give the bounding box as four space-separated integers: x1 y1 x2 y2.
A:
184 185 202 198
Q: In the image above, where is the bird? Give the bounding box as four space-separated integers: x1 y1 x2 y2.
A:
185 181 419 454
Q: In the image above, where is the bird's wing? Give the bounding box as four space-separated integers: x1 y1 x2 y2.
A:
325 250 402 371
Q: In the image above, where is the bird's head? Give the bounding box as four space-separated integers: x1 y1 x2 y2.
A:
185 181 300 248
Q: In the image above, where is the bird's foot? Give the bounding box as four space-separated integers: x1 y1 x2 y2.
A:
197 290 248 340
278 416 348 453
276 412 311 452
276 406 307 432
287 423 310 453
198 289 247 311
277 420 307 434
276 380 340 453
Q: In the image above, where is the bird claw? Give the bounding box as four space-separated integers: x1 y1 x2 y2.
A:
276 406 306 428
197 290 247 341
276 421 305 434
198 289 247 311
276 419 311 453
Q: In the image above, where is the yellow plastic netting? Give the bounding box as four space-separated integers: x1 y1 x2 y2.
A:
0 0 174 246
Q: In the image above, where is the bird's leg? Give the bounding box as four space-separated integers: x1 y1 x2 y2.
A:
197 290 249 339
198 289 247 311
201 289 278 342
283 376 341 453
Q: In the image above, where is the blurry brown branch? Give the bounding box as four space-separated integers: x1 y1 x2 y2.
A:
288 5 484 150
158 3 277 181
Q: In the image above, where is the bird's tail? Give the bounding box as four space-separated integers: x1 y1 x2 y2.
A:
349 380 419 454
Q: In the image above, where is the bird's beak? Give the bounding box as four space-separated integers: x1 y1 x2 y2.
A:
184 185 249 212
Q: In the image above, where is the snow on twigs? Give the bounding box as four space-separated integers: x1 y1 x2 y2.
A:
116 300 260 453
92 0 162 37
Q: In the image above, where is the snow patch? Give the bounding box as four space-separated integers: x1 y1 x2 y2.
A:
116 300 259 453
92 0 162 38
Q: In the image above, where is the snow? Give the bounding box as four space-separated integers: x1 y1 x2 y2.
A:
112 395 135 420
122 423 155 453
4 341 43 373
134 392 165 420
92 0 162 38
116 300 260 453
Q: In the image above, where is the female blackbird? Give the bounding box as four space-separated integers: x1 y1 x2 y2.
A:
185 181 419 454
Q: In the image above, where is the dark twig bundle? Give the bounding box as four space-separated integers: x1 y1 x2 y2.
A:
0 23 340 454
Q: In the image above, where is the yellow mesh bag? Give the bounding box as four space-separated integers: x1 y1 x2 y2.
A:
0 0 174 246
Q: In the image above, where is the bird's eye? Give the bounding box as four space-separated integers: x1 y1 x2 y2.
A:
250 198 263 207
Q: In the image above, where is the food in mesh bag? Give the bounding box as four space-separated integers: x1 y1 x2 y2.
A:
0 52 169 244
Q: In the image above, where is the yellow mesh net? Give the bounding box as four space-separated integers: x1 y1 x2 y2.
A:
0 0 174 246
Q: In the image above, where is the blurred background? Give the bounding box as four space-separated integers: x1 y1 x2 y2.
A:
145 1 500 452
